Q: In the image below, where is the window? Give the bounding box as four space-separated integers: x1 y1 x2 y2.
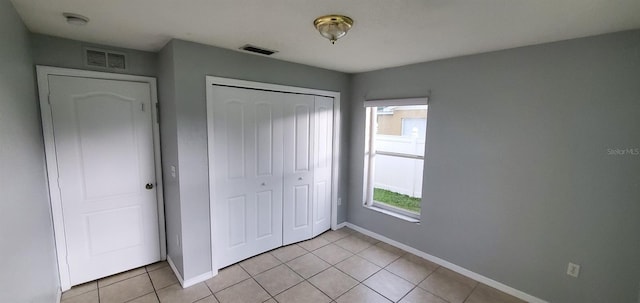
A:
363 99 428 221
401 118 426 138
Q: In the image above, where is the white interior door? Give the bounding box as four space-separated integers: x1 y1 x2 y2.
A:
282 95 315 245
312 96 333 237
48 75 160 286
211 86 284 268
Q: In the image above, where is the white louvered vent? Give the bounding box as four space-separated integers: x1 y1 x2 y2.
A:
85 48 126 70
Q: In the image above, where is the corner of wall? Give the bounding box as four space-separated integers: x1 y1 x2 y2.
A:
157 39 185 277
0 0 60 301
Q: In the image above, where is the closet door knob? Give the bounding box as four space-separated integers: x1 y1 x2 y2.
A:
261 182 266 186
298 177 303 180
145 183 154 190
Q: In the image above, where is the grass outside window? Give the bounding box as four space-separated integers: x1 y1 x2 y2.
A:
373 188 421 213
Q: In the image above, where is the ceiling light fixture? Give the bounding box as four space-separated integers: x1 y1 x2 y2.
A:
313 15 354 44
63 12 90 25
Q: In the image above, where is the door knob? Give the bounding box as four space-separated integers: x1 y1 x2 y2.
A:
145 183 154 190
298 177 303 180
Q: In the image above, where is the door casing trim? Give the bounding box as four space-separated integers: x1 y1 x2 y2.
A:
36 66 166 291
205 76 341 275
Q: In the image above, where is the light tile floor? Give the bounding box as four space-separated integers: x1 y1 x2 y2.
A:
61 227 527 303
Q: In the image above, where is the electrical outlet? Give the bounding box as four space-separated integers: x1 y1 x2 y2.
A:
170 165 176 178
337 197 342 206
176 235 181 248
567 262 580 278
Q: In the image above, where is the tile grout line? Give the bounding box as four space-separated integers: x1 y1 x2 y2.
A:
61 281 99 302
329 231 446 303
110 271 156 303
462 281 480 303
414 266 462 303
275 256 327 299
305 266 349 301
330 252 386 301
360 282 396 302
396 284 419 303
289 251 367 303
207 266 254 298
383 258 435 303
250 276 277 302
390 262 452 303
323 268 363 302
266 233 360 302
332 259 381 283
153 287 161 303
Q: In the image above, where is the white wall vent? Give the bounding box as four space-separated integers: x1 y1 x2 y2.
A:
85 48 127 70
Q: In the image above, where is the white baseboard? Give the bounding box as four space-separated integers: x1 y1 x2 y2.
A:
55 288 62 303
333 222 347 230
166 255 184 285
183 270 215 288
344 222 547 303
166 255 215 288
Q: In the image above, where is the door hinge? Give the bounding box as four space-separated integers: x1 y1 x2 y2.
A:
47 93 51 104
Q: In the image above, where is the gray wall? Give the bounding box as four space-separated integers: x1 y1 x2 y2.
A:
347 30 640 303
157 42 184 273
0 0 59 302
31 34 157 77
159 39 351 280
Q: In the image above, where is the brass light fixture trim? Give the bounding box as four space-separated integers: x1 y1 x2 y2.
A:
313 15 354 44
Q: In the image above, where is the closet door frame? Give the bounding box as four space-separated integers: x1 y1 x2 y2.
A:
206 76 341 274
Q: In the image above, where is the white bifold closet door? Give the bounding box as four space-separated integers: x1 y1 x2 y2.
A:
211 86 285 268
282 94 315 245
210 85 333 268
312 96 334 238
282 95 334 245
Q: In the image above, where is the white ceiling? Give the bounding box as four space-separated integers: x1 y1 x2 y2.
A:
11 0 640 73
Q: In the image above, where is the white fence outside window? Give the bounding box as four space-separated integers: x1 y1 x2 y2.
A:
374 134 424 198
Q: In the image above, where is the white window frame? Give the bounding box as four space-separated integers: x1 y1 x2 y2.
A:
363 97 428 222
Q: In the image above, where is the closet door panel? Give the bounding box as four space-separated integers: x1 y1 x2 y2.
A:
227 195 247 247
225 101 246 179
283 95 315 245
211 86 283 268
294 185 310 227
253 99 283 243
294 105 311 171
256 190 274 238
313 96 334 236
256 103 275 176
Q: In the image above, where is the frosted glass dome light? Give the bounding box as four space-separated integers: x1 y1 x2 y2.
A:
314 15 354 44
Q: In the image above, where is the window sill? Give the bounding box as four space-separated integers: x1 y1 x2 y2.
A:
364 205 420 223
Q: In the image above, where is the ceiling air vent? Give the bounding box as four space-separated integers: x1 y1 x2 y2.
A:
239 44 277 56
85 48 127 70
